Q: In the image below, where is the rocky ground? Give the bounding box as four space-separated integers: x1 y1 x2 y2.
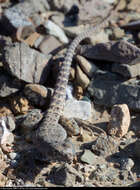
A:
0 0 140 187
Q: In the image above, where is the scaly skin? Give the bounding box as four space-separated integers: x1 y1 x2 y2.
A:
33 1 120 162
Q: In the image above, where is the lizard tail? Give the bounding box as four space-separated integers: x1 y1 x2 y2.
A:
43 0 120 123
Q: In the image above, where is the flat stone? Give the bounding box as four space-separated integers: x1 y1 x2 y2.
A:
4 42 52 84
44 20 69 44
63 99 91 120
80 149 97 165
78 0 110 23
88 72 140 111
112 60 140 78
3 3 32 34
78 40 140 64
38 35 62 55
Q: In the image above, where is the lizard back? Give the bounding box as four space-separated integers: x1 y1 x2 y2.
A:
34 1 120 161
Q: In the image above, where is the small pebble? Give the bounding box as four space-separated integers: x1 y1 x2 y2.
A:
10 160 18 168
120 158 134 171
9 152 19 160
80 149 97 165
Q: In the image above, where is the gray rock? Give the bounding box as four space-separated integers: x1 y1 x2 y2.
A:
112 59 140 79
134 139 140 159
3 0 50 32
10 160 18 168
88 72 140 111
0 70 22 97
89 165 119 184
78 40 140 64
121 20 140 31
64 25 86 38
80 149 97 165
120 158 134 171
49 163 84 186
78 0 110 22
4 42 52 84
3 3 32 33
92 135 119 157
38 35 62 55
15 109 43 135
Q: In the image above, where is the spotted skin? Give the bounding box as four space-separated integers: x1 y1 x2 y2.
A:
33 1 120 162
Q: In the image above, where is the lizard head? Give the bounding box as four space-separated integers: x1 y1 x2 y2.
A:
33 129 75 163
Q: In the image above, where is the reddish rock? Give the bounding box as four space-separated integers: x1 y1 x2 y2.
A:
107 104 130 137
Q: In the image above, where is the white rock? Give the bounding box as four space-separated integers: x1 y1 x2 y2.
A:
66 84 74 100
9 152 18 160
63 99 91 120
44 20 69 44
0 119 14 145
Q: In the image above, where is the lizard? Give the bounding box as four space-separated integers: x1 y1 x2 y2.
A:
33 0 120 163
